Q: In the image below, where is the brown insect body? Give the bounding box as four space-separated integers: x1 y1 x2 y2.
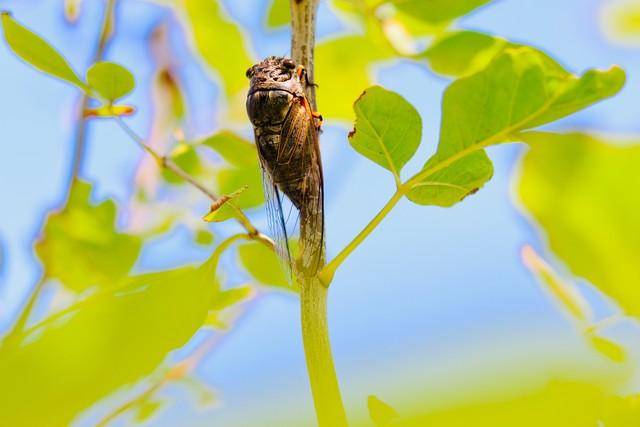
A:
246 56 324 274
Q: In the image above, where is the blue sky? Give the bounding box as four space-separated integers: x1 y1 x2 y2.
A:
1 0 639 425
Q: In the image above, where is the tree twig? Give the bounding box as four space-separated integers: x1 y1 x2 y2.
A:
66 0 117 200
114 117 273 249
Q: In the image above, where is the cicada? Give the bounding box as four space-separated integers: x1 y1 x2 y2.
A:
245 56 324 277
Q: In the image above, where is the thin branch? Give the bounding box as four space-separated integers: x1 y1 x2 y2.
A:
66 0 117 199
114 118 273 249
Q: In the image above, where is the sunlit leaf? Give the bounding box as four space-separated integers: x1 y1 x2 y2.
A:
398 381 640 426
407 47 625 206
210 285 253 311
0 256 220 426
200 131 258 167
86 61 135 102
180 0 254 97
350 86 422 181
134 399 164 423
521 245 592 323
35 180 141 292
238 241 294 291
266 0 290 29
162 142 202 185
212 166 263 222
518 132 640 317
0 12 87 90
316 34 394 119
390 0 493 24
202 186 248 223
194 229 215 245
368 395 399 426
588 335 627 363
423 31 508 77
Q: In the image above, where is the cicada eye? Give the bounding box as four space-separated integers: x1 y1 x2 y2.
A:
282 58 296 69
246 66 255 79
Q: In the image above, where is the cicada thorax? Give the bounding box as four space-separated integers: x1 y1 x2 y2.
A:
246 56 324 276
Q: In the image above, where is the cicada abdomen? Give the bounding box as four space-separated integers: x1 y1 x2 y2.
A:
246 56 324 277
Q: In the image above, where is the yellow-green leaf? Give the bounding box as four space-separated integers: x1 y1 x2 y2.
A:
407 47 625 207
86 61 135 102
162 142 202 185
368 395 400 426
238 241 294 291
521 245 592 323
266 0 290 29
0 12 86 90
180 0 254 97
316 34 394 119
424 31 508 77
200 131 258 167
0 257 220 426
588 335 627 363
518 132 640 317
34 180 141 292
390 0 493 24
350 86 422 180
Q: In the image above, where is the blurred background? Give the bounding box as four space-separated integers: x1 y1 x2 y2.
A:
1 0 640 425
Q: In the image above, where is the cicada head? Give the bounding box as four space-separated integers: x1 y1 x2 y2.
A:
246 56 305 127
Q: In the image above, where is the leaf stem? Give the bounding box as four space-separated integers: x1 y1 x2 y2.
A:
114 117 273 249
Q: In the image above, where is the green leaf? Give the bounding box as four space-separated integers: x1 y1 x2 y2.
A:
521 245 592 323
86 61 135 102
390 0 493 24
350 86 422 181
162 142 202 185
518 132 640 318
0 257 220 426
194 229 215 245
588 335 627 363
213 166 263 221
181 0 254 97
200 131 258 167
134 399 164 423
266 0 290 29
407 47 625 207
210 285 253 311
238 241 294 291
0 12 86 90
35 180 141 292
316 34 394 119
368 395 400 426
202 186 248 223
423 31 508 77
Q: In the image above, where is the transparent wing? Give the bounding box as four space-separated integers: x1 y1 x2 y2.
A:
257 155 294 281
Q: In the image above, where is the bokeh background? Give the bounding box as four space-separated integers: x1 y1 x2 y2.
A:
1 0 639 425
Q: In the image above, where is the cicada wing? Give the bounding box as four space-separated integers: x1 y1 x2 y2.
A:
279 97 325 274
257 156 294 281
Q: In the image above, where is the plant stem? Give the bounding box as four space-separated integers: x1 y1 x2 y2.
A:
291 0 348 425
300 276 348 426
319 187 405 285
